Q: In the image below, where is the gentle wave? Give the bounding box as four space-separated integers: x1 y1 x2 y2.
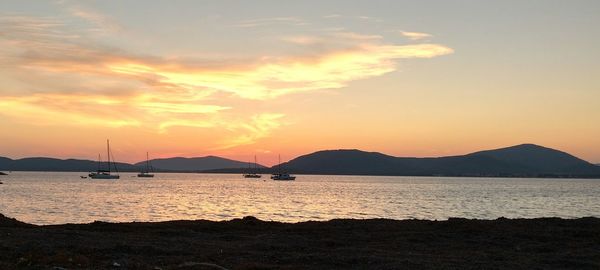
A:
0 172 599 225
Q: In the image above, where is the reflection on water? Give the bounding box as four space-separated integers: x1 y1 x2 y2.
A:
0 172 599 225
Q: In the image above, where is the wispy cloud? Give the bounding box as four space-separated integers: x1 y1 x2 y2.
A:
104 42 452 100
281 35 322 45
215 113 285 150
0 14 452 149
54 0 123 34
400 31 433 41
232 17 308 28
67 5 122 33
356 15 383 23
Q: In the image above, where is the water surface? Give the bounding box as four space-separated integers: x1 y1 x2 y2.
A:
0 172 598 225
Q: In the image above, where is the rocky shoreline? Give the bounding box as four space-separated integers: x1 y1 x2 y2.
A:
1 214 599 269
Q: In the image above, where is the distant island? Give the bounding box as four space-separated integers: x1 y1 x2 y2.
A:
0 156 255 173
272 144 600 178
1 144 599 178
133 156 266 171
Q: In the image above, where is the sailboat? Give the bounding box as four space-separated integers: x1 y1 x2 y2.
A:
271 154 295 181
137 152 154 178
243 155 262 178
88 140 120 179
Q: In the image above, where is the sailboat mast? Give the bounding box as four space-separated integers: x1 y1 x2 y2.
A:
107 139 110 173
146 152 150 171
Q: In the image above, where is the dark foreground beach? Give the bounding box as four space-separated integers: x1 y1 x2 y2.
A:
1 214 599 270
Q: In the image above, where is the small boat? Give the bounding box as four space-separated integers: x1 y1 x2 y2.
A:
271 173 296 181
89 140 120 179
80 176 87 179
137 152 154 178
271 155 295 181
243 155 262 178
0 172 7 175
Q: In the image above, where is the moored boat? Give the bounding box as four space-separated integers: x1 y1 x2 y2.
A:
271 173 296 181
243 155 262 178
137 152 154 178
89 140 120 179
271 154 295 181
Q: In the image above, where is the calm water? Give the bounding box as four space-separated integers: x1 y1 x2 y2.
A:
0 172 599 225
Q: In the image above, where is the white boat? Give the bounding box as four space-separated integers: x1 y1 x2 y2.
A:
137 152 154 178
271 173 296 181
243 155 262 178
271 154 295 181
89 140 120 179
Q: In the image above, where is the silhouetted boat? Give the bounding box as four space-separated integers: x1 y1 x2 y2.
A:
271 155 295 181
271 173 296 181
137 152 154 178
89 140 120 179
243 155 262 178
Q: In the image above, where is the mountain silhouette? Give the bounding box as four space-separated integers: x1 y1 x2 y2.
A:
0 157 138 172
134 156 266 171
275 144 600 177
1 144 598 177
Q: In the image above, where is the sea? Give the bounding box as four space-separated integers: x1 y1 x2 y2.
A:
0 172 599 225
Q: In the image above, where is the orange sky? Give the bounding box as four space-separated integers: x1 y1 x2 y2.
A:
1 1 599 165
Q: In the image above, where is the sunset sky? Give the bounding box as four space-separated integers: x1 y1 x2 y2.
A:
1 1 599 165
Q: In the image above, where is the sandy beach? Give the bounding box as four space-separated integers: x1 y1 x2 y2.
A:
1 213 599 269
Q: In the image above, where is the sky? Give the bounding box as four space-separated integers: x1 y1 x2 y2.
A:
0 0 599 165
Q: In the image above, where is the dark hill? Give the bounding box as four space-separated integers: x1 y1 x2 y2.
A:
467 144 595 173
0 157 138 172
277 144 600 177
135 156 266 171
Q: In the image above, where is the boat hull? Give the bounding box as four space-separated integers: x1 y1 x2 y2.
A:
137 173 154 177
88 173 119 179
271 174 295 180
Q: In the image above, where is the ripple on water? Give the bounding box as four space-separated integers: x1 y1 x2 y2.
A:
1 172 600 224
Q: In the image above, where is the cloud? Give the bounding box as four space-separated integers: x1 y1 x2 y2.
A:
104 42 452 100
0 14 452 149
1 16 452 100
215 113 286 150
356 15 383 23
333 31 383 41
400 31 433 41
54 0 122 34
0 94 142 128
281 35 322 45
67 6 122 34
232 17 308 28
